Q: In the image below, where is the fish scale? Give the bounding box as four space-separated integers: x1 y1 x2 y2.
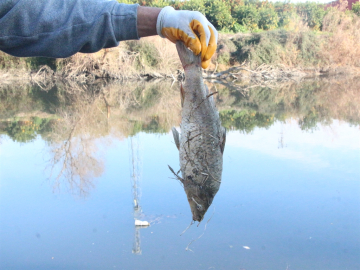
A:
171 41 226 222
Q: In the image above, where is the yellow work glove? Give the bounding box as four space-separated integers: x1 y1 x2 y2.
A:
156 6 218 69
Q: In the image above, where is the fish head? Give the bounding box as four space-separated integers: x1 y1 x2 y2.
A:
183 178 216 222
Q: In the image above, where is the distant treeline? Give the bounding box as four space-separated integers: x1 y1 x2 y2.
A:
119 0 360 32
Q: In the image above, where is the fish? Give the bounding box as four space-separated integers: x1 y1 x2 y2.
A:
170 41 226 223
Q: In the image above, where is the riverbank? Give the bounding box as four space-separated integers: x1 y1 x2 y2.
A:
1 8 360 83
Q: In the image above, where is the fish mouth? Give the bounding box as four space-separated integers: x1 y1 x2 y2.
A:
192 197 204 211
191 197 215 222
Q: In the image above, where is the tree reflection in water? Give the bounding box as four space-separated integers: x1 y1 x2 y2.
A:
0 76 359 196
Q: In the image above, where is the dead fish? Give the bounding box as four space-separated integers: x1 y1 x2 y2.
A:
170 41 226 223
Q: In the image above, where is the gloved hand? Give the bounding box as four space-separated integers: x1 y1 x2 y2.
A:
156 6 218 69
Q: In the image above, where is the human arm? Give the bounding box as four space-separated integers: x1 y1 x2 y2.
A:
0 1 217 67
137 6 161 37
0 0 139 58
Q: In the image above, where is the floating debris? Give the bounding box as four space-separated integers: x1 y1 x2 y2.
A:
135 220 150 226
243 246 251 250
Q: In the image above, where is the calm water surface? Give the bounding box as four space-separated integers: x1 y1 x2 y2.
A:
0 78 359 269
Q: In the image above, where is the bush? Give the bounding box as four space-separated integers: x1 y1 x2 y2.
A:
274 2 297 28
233 4 260 31
180 0 207 14
0 52 56 71
216 38 237 65
296 31 322 66
141 0 170 8
299 108 319 131
295 2 326 30
233 30 289 67
258 5 279 30
220 109 274 133
205 0 235 31
117 0 139 4
352 2 360 16
231 22 248 33
25 57 57 71
5 117 52 143
126 40 160 69
321 8 360 67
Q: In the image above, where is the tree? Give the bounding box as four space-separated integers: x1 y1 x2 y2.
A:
233 4 260 31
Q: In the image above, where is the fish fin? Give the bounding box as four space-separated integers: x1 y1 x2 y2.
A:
168 165 184 182
220 127 226 154
176 41 201 68
172 127 180 150
180 83 185 108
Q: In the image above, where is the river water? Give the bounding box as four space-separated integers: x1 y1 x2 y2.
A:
0 78 359 270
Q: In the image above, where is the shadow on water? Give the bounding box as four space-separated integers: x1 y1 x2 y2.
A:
0 76 359 198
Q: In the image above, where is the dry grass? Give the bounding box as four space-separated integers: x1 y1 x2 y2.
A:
2 19 360 81
321 9 360 67
56 36 181 80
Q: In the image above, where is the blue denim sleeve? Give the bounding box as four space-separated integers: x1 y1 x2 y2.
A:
0 0 139 57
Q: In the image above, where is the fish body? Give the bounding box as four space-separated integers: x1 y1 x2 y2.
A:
172 42 226 222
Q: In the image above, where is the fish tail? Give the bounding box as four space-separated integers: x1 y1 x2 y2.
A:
176 41 201 68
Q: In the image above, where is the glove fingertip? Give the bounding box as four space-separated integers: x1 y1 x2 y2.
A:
185 32 202 56
202 59 211 69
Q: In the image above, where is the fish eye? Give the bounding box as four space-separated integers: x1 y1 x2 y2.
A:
197 205 202 210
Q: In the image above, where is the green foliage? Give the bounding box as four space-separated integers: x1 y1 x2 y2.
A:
231 22 248 33
274 2 297 28
295 2 326 30
217 51 231 65
258 2 279 30
0 52 56 71
5 117 53 143
117 0 139 3
216 38 237 65
298 108 319 131
220 109 274 133
297 31 322 66
142 116 167 133
220 29 325 68
204 0 235 31
126 40 160 69
233 4 260 31
129 116 167 136
142 0 171 7
180 0 207 14
352 2 360 16
128 0 327 33
232 30 288 67
0 53 24 69
133 85 160 109
25 57 57 71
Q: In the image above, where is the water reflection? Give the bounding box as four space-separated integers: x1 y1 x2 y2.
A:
0 77 359 197
0 78 359 268
1 76 359 141
214 76 360 131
